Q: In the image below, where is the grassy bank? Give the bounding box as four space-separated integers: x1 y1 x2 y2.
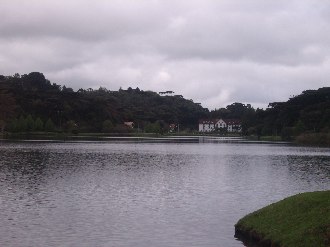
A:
1 131 162 141
235 191 330 247
295 133 330 147
2 131 244 141
246 135 283 142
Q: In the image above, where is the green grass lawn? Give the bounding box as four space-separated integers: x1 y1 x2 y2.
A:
235 191 330 247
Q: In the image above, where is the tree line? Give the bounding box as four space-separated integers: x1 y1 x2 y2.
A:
0 72 208 133
0 72 329 141
209 88 330 142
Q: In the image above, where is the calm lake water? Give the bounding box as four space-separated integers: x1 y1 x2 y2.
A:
0 139 329 247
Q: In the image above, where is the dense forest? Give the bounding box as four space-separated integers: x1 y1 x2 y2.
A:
0 72 329 142
0 72 208 133
210 87 330 138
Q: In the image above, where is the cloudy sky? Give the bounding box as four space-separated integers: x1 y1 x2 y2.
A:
1 0 330 109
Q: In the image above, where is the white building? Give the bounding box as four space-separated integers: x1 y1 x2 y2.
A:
224 119 242 133
198 118 242 133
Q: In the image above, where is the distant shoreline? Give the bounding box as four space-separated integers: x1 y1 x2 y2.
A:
0 132 279 143
1 132 329 146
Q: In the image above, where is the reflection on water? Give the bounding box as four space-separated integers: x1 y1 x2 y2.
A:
0 141 329 247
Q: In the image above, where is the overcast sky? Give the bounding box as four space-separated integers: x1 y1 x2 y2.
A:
1 0 330 109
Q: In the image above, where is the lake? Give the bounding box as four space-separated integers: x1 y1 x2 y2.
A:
0 138 329 247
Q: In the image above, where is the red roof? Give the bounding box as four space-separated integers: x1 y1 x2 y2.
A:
224 119 241 125
198 118 241 125
198 119 220 124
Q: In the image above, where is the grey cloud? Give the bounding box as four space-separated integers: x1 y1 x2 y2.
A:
155 2 330 66
1 0 330 109
0 0 166 41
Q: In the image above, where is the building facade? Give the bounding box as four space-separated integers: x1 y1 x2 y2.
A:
198 118 242 133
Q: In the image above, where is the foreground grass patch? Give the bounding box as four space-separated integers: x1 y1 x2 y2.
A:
235 191 330 247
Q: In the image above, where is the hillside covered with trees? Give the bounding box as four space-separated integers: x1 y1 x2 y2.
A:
0 72 329 144
210 87 330 137
0 72 208 133
253 87 330 138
